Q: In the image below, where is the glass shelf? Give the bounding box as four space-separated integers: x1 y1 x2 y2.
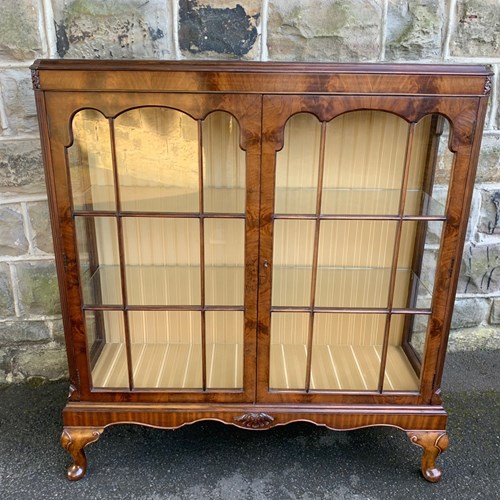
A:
74 185 443 218
272 266 432 309
83 264 431 310
83 264 245 307
275 188 445 217
73 184 246 214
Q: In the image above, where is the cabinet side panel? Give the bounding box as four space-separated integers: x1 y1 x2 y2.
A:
34 91 78 393
425 97 490 403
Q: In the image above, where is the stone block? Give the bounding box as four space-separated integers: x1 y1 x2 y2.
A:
50 318 66 344
490 299 500 324
0 69 39 136
434 130 454 185
424 188 448 243
27 201 54 254
476 188 500 235
447 326 500 351
450 0 500 57
476 134 500 183
0 320 51 344
179 0 261 59
420 247 438 292
267 0 382 62
497 82 500 131
468 189 482 240
458 242 500 294
451 298 490 329
385 0 444 60
0 204 29 256
0 263 15 318
0 140 45 196
51 0 173 59
0 348 9 384
425 222 443 245
16 261 61 316
14 346 68 380
0 0 44 61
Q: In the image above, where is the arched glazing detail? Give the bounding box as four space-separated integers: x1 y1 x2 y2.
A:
270 110 455 392
68 108 246 390
203 111 246 213
68 109 115 211
114 107 199 212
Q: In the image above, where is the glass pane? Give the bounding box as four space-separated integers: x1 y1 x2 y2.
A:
269 313 309 390
322 111 408 215
383 314 427 391
405 314 429 362
75 216 122 305
115 108 199 212
314 271 433 310
206 311 244 389
203 112 246 213
68 109 115 211
311 314 385 391
86 310 128 389
272 220 315 307
123 218 200 306
129 311 202 389
404 116 453 217
205 218 244 306
275 113 321 214
322 189 403 216
316 220 397 307
435 118 453 185
396 221 443 310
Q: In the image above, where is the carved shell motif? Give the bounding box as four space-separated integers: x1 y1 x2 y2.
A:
234 412 274 429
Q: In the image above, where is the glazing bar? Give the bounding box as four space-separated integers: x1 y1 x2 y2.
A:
305 122 327 392
109 118 135 391
377 123 416 392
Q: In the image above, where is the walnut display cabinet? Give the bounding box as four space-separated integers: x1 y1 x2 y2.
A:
31 60 491 482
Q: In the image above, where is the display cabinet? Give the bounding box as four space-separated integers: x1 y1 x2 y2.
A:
31 60 491 481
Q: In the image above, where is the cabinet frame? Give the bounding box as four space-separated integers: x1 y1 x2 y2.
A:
31 60 491 482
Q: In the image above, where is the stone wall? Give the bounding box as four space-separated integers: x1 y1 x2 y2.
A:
0 0 499 383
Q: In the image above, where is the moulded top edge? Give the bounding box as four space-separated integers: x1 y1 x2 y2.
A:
30 59 492 76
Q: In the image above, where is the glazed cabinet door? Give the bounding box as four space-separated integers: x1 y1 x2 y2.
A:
257 95 479 404
44 92 261 403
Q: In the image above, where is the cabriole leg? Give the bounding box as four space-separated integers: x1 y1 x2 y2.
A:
61 427 104 481
407 431 449 483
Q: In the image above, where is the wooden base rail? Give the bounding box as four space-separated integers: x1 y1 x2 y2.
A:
61 402 448 482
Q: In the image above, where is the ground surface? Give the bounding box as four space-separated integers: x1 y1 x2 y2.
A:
0 350 498 499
